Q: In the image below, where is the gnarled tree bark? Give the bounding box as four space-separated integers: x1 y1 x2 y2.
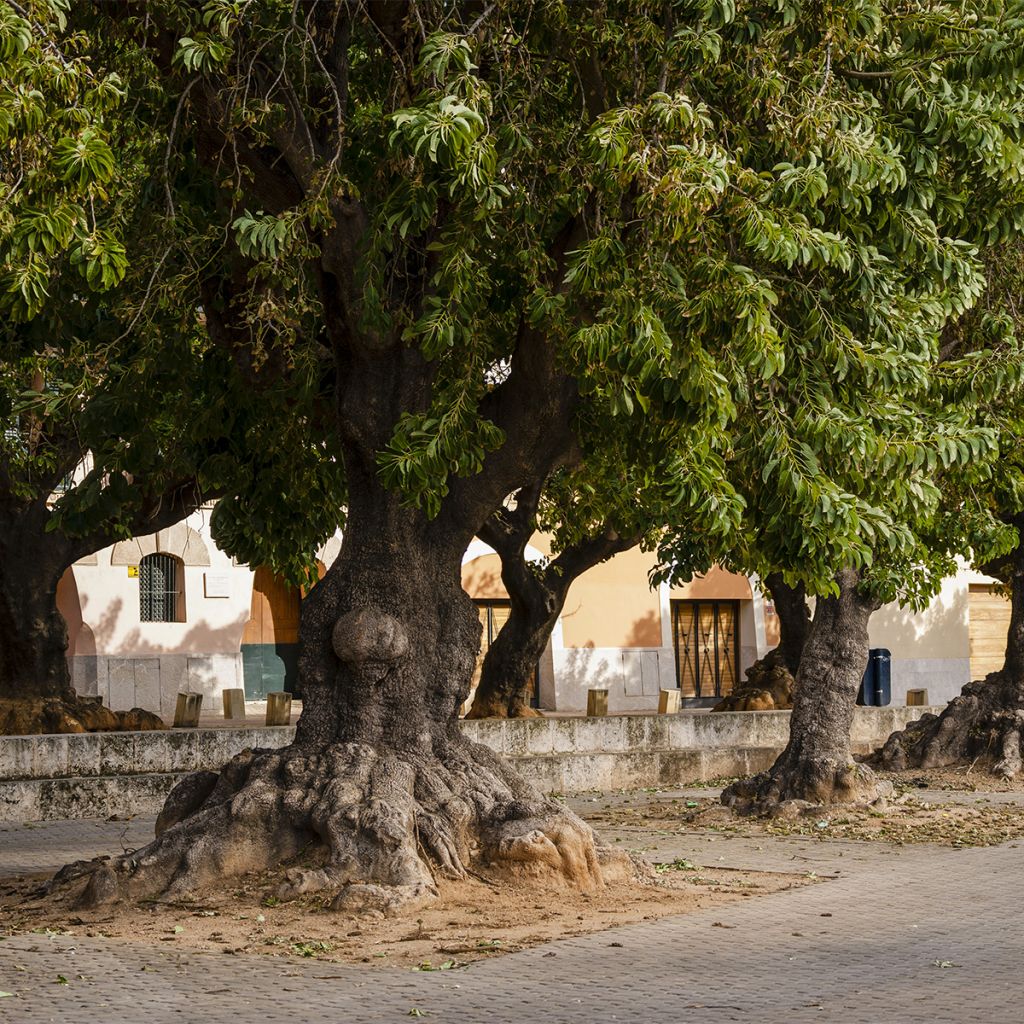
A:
712 573 810 711
467 483 639 719
52 3 631 911
723 568 883 811
875 521 1024 779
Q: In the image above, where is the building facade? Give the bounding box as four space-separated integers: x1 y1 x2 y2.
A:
55 509 1007 719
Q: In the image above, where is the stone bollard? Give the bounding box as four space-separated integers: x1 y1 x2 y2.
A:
658 688 681 714
586 688 609 717
222 687 246 721
266 691 292 726
173 692 202 729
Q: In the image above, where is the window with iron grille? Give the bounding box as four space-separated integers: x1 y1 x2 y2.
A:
140 553 183 622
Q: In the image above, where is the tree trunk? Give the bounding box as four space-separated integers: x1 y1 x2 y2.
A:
65 479 626 911
712 572 810 712
723 568 883 811
467 488 638 719
768 572 812 676
875 530 1024 779
0 515 74 704
467 606 553 719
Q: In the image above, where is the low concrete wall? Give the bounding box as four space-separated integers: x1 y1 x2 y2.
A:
0 707 934 821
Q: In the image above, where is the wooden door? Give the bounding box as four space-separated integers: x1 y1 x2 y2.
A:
242 567 301 698
673 601 738 699
969 584 1010 680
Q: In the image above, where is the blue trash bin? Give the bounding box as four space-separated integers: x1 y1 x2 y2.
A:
871 648 891 706
857 648 892 707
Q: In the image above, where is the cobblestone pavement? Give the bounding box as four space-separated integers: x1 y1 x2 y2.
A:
0 819 155 877
1 796 1021 1024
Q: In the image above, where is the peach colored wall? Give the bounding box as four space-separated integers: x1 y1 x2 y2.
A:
669 565 752 601
559 546 663 648
461 554 508 600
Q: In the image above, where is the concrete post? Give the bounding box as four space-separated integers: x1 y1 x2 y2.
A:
222 688 246 721
266 691 292 726
173 692 202 729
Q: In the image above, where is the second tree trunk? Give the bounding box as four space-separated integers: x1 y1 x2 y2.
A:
723 568 882 810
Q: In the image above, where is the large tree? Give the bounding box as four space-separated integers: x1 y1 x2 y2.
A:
45 0 1024 908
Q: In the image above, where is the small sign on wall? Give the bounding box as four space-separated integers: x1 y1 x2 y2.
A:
204 572 231 599
127 565 139 578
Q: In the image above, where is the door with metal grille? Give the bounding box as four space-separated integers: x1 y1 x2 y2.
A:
139 554 181 622
672 600 738 700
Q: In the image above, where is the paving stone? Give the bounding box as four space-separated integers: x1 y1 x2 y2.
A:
0 796 1021 1023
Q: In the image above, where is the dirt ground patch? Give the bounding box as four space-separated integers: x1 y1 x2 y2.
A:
0 864 812 968
584 768 1024 848
879 766 1024 793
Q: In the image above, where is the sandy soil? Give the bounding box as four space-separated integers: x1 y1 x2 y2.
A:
879 765 1024 793
586 767 1024 848
0 865 812 968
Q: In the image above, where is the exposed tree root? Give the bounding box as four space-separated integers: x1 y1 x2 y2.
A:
712 650 795 712
872 673 1024 780
0 695 165 736
48 736 628 912
463 694 543 720
722 757 887 817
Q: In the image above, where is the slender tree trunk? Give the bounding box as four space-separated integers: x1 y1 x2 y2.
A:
713 572 810 711
68 472 624 910
467 487 638 719
876 525 1024 779
468 606 554 719
723 568 882 810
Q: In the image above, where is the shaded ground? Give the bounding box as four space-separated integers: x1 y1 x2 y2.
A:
0 785 1022 1022
3 765 1021 972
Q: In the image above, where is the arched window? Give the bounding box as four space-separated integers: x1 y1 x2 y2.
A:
140 553 185 622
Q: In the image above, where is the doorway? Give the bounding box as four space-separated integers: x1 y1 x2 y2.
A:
241 567 301 699
672 600 739 702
